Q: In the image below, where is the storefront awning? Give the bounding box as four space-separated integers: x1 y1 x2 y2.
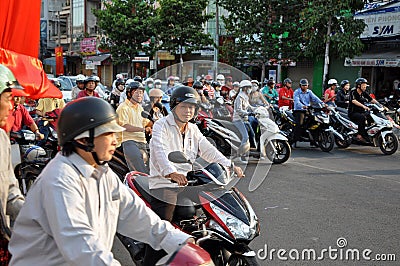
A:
344 50 400 67
83 54 111 65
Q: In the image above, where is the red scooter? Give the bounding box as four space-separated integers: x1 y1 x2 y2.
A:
120 151 260 266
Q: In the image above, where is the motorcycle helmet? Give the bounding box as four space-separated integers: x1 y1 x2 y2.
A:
24 145 48 163
133 75 143 83
50 79 61 88
211 81 221 89
0 64 26 95
76 74 86 84
355 78 368 86
145 77 154 85
149 88 163 98
170 86 200 110
251 80 259 86
115 78 125 86
58 97 119 147
239 80 252 88
283 78 292 85
232 81 240 87
299 79 309 86
93 75 100 83
327 79 338 86
340 80 350 88
154 79 162 89
193 81 203 90
126 81 145 98
84 76 96 84
267 79 275 86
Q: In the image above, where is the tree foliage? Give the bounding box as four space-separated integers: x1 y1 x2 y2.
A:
219 0 366 69
300 0 366 59
219 0 305 67
156 0 214 59
93 0 157 65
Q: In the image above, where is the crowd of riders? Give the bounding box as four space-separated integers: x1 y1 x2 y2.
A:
0 61 396 264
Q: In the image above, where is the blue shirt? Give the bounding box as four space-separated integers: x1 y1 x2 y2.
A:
293 88 323 111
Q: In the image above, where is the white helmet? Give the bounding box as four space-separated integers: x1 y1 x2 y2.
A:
239 80 252 88
125 78 134 85
328 79 338 86
93 75 100 82
76 74 86 82
145 78 154 84
154 79 161 85
216 74 225 81
116 74 123 79
24 145 47 163
251 80 259 86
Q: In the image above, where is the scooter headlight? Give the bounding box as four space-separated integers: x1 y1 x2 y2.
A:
209 203 253 240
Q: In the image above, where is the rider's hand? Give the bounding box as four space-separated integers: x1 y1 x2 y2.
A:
167 172 188 186
35 131 44 140
364 106 370 111
233 166 245 178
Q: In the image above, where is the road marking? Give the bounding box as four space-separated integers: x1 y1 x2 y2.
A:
291 161 376 180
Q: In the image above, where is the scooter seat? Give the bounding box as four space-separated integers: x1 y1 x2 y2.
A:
213 119 243 139
132 174 196 221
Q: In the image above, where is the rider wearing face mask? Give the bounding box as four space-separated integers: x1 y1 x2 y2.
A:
109 78 125 110
232 80 257 163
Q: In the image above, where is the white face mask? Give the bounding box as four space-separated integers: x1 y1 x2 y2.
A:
155 84 161 89
252 86 257 92
246 88 252 94
148 83 154 89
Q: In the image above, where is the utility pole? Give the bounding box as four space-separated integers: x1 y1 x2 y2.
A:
58 11 61 47
69 0 73 55
322 16 332 95
214 0 219 78
276 15 283 83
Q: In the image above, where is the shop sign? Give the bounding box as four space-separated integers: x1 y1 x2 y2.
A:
344 58 400 67
132 57 150 62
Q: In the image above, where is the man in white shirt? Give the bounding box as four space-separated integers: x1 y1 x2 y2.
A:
9 97 192 266
145 86 244 264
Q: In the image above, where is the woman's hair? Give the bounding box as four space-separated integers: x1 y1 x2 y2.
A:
61 142 77 157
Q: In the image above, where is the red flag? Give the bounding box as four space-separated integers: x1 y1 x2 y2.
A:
0 48 62 99
0 0 40 58
0 0 62 99
55 46 64 76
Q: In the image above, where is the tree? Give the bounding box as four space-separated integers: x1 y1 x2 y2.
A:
295 0 366 86
156 0 214 76
93 0 157 75
219 0 305 82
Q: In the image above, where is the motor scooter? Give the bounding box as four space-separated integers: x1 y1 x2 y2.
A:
204 106 291 164
119 151 260 266
279 104 340 152
331 103 398 155
10 130 51 195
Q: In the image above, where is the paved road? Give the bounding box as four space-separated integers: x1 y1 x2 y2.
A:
113 144 400 265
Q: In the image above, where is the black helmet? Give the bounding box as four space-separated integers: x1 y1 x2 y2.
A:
170 86 200 110
211 81 221 88
299 78 309 86
283 78 292 85
84 76 96 84
192 80 203 89
51 79 61 88
126 81 144 92
267 79 275 86
115 78 125 86
340 80 350 88
355 78 368 86
58 97 116 146
133 75 142 83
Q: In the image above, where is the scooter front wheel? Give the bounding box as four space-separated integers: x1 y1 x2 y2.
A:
265 139 291 164
378 132 398 155
318 131 334 152
228 254 260 266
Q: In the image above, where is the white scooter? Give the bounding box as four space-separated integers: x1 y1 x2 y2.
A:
204 106 291 164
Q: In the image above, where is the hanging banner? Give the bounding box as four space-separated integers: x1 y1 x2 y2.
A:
55 46 64 76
